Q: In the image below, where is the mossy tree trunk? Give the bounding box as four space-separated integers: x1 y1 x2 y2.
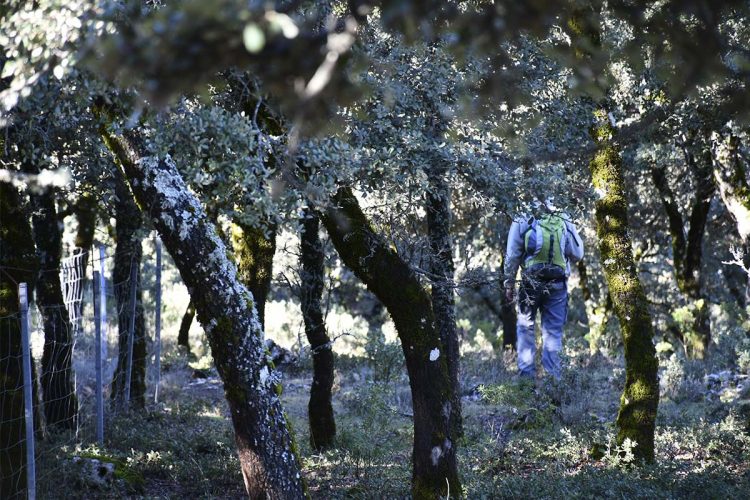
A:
299 209 336 450
0 182 39 499
178 300 195 353
231 221 276 328
27 180 78 429
711 130 750 302
568 8 659 461
319 187 460 498
98 116 305 498
425 162 462 438
110 170 147 410
590 115 659 462
651 136 714 358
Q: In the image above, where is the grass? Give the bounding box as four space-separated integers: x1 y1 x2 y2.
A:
31 333 750 499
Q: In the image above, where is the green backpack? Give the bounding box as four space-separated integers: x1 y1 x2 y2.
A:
522 215 567 271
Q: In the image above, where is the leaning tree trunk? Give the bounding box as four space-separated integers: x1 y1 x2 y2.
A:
0 182 40 499
319 187 460 498
27 182 78 429
110 170 147 410
231 221 276 328
299 209 336 450
590 114 659 462
425 163 462 438
97 115 305 498
711 130 750 303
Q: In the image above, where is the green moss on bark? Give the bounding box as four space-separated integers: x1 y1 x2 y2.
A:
231 222 275 328
590 118 659 463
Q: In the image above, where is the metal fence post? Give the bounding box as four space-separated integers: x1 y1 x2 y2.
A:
98 245 107 362
124 263 137 406
19 283 36 500
154 239 162 404
93 271 104 446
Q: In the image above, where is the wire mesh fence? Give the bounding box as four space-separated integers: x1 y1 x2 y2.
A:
0 241 164 499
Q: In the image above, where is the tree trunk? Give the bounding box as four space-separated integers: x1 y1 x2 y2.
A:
425 164 462 438
299 209 336 450
110 170 147 410
651 140 714 358
73 191 98 251
178 300 195 353
0 182 40 499
68 191 98 349
28 184 78 429
711 130 750 302
231 221 276 328
497 251 517 350
97 116 305 498
319 187 460 498
472 280 516 351
70 191 97 316
590 114 659 462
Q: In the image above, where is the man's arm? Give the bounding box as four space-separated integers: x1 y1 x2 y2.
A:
564 221 584 263
504 220 525 286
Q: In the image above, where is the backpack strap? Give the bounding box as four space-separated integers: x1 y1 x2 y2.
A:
520 217 535 262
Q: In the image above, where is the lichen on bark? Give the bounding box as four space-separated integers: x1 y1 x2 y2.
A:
96 107 305 498
590 116 659 462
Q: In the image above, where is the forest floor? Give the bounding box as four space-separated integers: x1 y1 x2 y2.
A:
36 337 750 499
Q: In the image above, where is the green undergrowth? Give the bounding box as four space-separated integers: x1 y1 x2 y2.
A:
43 340 750 498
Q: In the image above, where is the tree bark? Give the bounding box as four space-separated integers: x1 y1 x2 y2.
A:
0 182 40 499
97 114 305 499
425 164 462 438
178 300 195 353
27 183 78 429
231 222 276 329
497 251 517 350
650 138 714 358
299 209 336 450
568 9 659 461
73 191 98 251
110 170 147 410
590 114 659 462
319 187 460 498
68 191 98 348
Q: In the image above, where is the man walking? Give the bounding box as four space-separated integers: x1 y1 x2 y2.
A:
504 211 584 379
